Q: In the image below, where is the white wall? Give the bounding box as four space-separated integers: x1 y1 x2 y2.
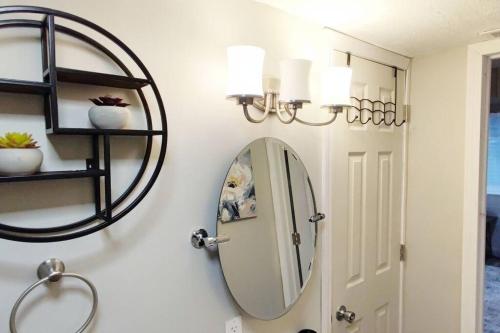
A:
405 46 467 333
0 1 334 332
0 1 416 332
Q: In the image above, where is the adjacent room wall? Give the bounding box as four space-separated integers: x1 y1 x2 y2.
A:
405 46 467 333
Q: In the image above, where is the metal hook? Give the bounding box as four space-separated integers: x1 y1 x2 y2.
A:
359 107 373 125
371 110 385 125
373 117 385 125
347 114 359 124
346 107 359 123
393 105 409 127
384 117 395 126
360 115 372 125
383 111 396 126
393 118 406 127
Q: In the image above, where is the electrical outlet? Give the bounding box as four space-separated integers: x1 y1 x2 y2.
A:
225 316 242 333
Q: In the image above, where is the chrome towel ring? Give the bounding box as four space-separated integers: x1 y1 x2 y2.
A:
9 258 98 333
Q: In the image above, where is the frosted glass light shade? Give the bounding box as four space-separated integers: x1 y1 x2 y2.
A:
321 66 352 107
279 59 311 103
226 45 265 98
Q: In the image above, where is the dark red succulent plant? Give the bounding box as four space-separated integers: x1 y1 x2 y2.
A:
89 95 130 107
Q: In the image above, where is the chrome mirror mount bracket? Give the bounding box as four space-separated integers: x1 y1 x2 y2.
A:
191 228 230 249
309 213 326 223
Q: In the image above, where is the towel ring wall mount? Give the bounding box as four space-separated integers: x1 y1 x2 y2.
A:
9 258 98 333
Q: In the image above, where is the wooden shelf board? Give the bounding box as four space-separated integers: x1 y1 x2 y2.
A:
46 67 150 89
0 169 105 183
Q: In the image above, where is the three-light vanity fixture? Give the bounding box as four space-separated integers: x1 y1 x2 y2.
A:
226 45 407 127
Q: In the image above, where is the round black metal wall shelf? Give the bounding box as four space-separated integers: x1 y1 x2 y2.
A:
0 6 168 242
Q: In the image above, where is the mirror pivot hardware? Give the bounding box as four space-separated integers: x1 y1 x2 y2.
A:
309 213 326 223
191 228 230 249
292 232 301 246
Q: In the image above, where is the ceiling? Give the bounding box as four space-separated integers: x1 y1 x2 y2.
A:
256 0 500 57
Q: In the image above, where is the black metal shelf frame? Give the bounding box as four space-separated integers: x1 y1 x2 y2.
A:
0 6 168 242
0 169 105 183
0 78 51 95
45 67 150 89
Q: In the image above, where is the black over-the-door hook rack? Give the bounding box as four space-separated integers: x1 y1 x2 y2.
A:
0 6 168 242
343 52 407 127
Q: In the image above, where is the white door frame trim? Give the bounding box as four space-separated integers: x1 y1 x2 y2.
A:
321 120 333 333
320 52 410 333
461 39 500 333
398 64 411 333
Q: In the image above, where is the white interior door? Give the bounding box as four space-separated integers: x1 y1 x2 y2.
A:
329 52 405 333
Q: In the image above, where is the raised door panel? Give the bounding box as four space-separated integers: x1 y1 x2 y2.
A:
347 152 367 288
376 152 393 275
375 304 390 333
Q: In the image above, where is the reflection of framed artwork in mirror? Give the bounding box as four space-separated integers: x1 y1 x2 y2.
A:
218 148 257 223
217 137 321 320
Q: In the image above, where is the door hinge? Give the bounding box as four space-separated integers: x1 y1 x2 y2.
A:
400 244 407 261
403 104 411 123
292 232 301 246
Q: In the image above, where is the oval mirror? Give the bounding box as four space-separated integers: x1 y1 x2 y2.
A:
217 137 320 320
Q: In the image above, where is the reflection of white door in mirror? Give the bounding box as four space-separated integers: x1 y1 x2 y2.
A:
266 139 316 308
267 139 301 308
328 53 405 332
217 137 320 320
286 147 316 291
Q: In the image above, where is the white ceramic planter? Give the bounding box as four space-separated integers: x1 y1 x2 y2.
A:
0 148 43 176
88 106 130 129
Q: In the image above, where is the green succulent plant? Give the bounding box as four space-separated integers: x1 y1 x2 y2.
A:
0 132 39 148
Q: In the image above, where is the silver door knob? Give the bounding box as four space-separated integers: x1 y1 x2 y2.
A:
336 305 356 323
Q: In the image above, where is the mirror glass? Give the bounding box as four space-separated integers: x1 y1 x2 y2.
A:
217 137 318 320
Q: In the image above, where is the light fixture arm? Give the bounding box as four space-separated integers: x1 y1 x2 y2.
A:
293 111 339 126
276 104 298 124
239 92 345 127
285 106 341 126
242 104 270 123
239 89 345 126
253 92 279 113
239 96 271 123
